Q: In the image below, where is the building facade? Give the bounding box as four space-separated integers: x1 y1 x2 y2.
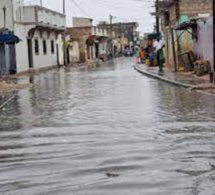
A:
68 19 109 62
98 22 139 49
0 0 66 75
158 0 212 70
22 5 66 70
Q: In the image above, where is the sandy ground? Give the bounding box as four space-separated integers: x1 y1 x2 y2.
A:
0 81 28 93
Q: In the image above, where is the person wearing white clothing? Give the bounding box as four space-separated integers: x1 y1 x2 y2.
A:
154 36 165 73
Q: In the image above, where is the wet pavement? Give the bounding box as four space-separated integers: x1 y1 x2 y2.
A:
135 64 211 88
0 58 215 194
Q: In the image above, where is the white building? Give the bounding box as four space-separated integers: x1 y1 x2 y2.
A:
0 0 66 75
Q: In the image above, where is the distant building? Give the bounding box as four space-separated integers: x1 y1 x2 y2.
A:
73 17 93 27
68 26 109 62
98 22 139 48
68 18 110 62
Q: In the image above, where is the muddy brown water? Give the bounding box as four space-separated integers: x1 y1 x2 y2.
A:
0 58 215 195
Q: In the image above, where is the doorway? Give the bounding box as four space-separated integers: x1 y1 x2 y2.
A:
95 43 99 58
9 44 17 74
66 47 70 64
56 44 59 65
27 39 33 68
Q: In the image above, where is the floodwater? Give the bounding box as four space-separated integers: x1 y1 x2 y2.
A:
0 58 215 195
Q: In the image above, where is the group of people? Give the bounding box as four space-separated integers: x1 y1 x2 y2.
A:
134 48 146 64
134 35 165 73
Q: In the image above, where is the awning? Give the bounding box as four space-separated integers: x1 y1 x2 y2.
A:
86 35 99 46
97 36 109 44
175 21 197 31
174 21 197 40
86 35 109 45
147 32 161 40
0 34 21 44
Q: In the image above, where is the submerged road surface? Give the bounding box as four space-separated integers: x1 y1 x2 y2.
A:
0 58 215 195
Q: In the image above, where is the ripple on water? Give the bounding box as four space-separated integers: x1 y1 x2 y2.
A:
0 59 215 194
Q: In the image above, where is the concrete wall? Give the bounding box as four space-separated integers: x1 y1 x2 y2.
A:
163 28 179 69
22 6 66 28
57 34 64 65
195 17 213 70
68 27 93 62
15 27 64 73
22 7 36 23
180 0 212 17
69 41 80 63
32 30 61 69
14 24 29 72
73 17 93 27
36 7 65 28
0 0 14 30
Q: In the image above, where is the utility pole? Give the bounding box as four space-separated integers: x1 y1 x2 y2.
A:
120 22 122 55
110 14 114 58
3 6 6 29
156 0 159 34
213 0 215 83
63 0 67 66
40 0 43 6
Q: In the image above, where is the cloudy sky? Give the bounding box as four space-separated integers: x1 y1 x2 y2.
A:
24 0 156 34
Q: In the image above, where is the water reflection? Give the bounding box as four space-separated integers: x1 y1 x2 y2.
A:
0 58 215 194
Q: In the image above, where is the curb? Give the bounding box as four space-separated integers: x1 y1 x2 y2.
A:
134 65 195 89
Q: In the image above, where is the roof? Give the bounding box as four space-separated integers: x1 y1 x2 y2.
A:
73 17 93 21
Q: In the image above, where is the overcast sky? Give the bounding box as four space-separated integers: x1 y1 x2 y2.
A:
24 0 156 34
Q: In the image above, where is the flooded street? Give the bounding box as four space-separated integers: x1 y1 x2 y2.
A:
1 58 215 195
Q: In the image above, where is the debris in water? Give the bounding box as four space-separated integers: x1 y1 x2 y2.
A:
209 163 215 169
106 172 120 178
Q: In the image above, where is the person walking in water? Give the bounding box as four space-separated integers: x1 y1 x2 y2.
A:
154 35 165 74
140 48 146 64
134 47 140 63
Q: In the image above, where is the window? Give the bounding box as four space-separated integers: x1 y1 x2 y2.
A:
34 39 39 54
51 40 55 54
43 40 47 54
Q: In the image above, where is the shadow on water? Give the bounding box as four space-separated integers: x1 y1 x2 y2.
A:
0 58 215 194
